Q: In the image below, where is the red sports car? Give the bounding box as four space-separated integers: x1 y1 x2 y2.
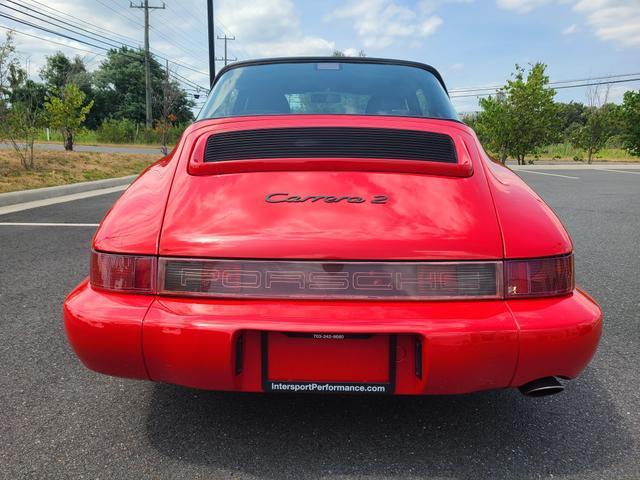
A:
63 57 601 397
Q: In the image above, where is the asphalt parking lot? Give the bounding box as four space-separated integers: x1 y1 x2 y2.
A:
1 168 639 479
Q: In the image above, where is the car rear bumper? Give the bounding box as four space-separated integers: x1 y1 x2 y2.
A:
63 279 602 395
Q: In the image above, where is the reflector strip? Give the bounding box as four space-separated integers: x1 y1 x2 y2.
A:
158 258 502 300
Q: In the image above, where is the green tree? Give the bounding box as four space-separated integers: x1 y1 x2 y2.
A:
6 66 45 170
40 52 100 128
570 86 620 163
504 63 558 164
620 90 640 156
332 49 366 57
473 63 558 164
0 31 19 127
0 31 45 170
475 93 513 164
40 52 90 94
556 101 587 140
45 83 94 151
94 47 193 125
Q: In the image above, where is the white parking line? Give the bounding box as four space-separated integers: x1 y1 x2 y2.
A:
0 222 99 227
0 185 126 216
512 170 579 180
595 169 640 176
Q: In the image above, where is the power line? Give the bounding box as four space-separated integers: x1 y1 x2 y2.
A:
0 11 114 51
152 7 209 56
95 0 206 62
0 14 206 94
0 24 104 57
450 77 640 98
7 0 215 78
171 1 248 61
2 25 204 102
22 0 144 46
450 72 640 94
96 0 143 27
0 7 209 88
22 0 201 65
2 1 125 50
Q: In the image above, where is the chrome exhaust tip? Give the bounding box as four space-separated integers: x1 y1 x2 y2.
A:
519 377 564 397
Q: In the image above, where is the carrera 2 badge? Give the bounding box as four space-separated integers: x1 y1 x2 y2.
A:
265 193 388 204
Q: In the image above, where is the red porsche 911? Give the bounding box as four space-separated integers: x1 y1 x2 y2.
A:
63 57 601 397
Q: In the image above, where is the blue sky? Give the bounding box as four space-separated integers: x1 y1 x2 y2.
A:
2 0 639 112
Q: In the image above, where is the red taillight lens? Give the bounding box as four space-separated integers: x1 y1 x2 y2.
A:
505 254 574 298
90 251 156 293
158 258 503 300
88 253 574 300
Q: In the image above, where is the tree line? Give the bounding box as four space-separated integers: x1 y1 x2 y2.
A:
0 31 195 169
464 63 640 164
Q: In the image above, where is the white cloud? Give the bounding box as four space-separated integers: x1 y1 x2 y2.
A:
563 23 578 34
497 0 640 47
218 0 334 56
327 0 456 49
574 0 640 47
451 62 465 69
496 0 552 13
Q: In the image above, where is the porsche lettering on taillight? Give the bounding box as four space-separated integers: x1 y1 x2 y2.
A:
158 259 503 300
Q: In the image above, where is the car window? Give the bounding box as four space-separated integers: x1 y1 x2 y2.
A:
198 62 458 121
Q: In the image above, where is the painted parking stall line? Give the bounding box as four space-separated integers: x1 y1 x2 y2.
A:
512 169 580 180
595 169 640 176
0 222 99 227
0 185 127 216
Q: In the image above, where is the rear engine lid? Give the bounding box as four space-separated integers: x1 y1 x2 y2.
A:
160 117 501 260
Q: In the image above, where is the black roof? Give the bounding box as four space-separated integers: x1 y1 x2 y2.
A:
213 56 449 94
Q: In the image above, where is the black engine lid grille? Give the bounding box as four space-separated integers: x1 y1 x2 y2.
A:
203 127 457 164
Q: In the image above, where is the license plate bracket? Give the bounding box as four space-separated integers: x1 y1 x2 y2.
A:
261 332 396 394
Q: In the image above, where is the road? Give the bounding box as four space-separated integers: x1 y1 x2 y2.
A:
1 168 639 479
0 141 162 155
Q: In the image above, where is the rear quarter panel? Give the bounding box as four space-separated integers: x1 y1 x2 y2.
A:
478 148 572 258
92 145 183 254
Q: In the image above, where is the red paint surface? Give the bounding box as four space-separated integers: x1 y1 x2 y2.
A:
267 333 391 383
64 284 600 394
63 113 602 395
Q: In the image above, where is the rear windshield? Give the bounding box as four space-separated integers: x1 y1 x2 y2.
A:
197 62 458 121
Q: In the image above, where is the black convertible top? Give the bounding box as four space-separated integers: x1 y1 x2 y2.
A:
212 57 449 95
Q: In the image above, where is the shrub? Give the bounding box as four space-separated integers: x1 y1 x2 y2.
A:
96 118 137 144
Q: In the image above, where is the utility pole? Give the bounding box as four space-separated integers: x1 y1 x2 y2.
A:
207 0 215 86
130 0 165 130
216 34 237 66
162 58 169 154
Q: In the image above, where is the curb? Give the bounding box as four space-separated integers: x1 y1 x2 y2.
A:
0 175 137 208
505 163 640 170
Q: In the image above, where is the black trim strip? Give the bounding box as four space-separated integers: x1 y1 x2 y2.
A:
415 337 423 380
235 334 244 375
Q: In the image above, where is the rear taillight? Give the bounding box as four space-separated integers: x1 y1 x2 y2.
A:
90 251 156 293
89 252 574 299
505 254 574 298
